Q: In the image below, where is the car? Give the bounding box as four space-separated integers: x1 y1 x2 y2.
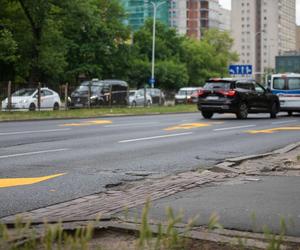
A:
197 78 280 119
1 87 61 111
190 88 203 104
129 90 152 107
70 79 128 108
175 87 201 104
144 88 165 105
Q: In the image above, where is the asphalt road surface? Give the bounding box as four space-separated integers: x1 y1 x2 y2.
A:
0 112 299 218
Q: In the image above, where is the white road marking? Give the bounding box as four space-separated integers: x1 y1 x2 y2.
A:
214 125 256 131
104 122 159 128
119 132 193 143
0 128 71 136
0 148 69 159
271 120 297 125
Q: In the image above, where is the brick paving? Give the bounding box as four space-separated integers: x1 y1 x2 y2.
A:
2 170 237 223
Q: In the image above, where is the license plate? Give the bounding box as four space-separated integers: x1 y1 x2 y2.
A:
206 96 219 100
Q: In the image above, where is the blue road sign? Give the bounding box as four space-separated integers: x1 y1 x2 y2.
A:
229 65 252 75
149 78 155 85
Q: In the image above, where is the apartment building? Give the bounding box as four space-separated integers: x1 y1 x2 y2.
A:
231 0 296 77
297 25 300 51
122 0 230 39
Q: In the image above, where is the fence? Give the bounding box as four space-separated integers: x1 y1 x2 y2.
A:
0 81 178 111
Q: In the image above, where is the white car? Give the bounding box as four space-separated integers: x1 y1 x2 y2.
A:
175 87 201 104
1 88 61 111
129 90 152 107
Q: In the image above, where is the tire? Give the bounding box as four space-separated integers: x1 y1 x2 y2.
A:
29 103 36 111
53 102 59 111
132 101 137 107
288 111 293 116
202 111 214 119
236 102 248 119
270 102 278 119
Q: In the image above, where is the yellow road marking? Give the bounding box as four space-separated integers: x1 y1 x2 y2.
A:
164 123 212 131
61 120 112 127
0 173 65 188
247 126 300 134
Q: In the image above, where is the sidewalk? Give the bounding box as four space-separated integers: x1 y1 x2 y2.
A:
2 142 300 248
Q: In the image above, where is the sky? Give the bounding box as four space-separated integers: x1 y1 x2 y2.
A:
219 0 300 25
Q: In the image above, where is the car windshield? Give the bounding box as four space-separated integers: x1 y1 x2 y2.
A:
178 90 194 95
273 78 285 90
204 82 232 90
12 88 36 97
75 85 102 94
287 78 300 90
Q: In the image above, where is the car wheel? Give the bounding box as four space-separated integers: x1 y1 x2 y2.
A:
53 102 59 111
132 101 137 107
236 102 248 119
270 102 278 119
29 103 36 111
202 111 213 119
288 111 293 116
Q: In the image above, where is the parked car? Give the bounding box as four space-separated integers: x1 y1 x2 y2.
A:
1 87 61 111
175 87 201 104
129 90 152 107
197 78 280 119
70 79 128 108
144 88 165 105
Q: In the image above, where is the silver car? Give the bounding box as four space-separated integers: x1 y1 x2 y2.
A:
129 90 152 107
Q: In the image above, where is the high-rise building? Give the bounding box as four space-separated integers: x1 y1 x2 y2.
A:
121 0 170 31
122 0 229 39
231 0 296 77
296 25 300 51
219 7 231 32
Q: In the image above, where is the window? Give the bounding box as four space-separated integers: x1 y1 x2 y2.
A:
255 84 265 93
287 78 300 90
273 78 285 90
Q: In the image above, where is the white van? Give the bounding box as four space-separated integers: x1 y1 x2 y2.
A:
267 73 300 116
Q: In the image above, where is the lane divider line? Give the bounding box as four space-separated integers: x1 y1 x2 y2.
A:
119 132 193 143
0 173 66 188
247 126 300 134
0 148 69 160
271 120 297 125
0 128 71 136
214 125 256 131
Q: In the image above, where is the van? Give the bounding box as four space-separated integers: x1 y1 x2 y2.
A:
70 79 128 108
267 73 300 116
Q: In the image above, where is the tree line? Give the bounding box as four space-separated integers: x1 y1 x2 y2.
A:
0 0 238 90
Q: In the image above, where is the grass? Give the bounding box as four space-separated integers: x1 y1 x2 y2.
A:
0 105 198 121
0 203 295 250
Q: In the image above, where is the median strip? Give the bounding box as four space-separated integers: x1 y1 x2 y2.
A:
118 132 193 143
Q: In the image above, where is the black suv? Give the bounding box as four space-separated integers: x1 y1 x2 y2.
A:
197 79 280 119
70 79 128 108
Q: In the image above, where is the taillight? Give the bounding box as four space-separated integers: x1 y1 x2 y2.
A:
198 89 205 97
218 90 236 97
225 90 236 97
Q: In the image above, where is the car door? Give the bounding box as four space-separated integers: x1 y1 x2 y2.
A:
136 90 144 105
254 83 269 111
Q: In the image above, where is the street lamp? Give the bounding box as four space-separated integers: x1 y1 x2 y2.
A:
150 1 166 89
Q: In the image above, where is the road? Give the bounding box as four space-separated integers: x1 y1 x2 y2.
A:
0 112 299 218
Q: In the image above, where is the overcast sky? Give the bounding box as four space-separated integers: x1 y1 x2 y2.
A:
219 0 300 25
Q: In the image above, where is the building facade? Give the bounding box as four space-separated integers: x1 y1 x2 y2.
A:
231 0 296 78
122 0 230 39
276 53 300 73
296 25 300 51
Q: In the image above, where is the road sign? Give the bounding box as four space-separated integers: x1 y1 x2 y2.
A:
229 65 252 75
149 78 155 85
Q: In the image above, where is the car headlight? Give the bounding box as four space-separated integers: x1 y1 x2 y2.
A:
90 96 98 100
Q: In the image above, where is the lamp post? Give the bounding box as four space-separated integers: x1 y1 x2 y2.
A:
150 1 166 89
253 30 265 80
